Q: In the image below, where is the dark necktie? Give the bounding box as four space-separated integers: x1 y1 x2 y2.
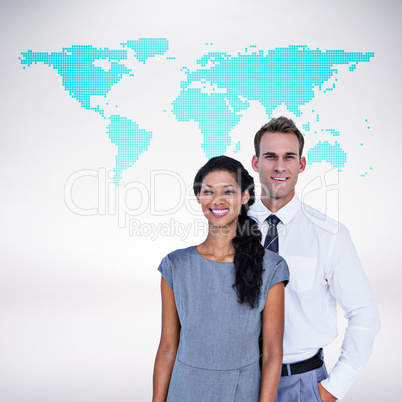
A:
260 214 281 371
264 214 280 253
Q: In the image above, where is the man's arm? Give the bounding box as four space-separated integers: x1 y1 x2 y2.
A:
320 225 380 399
318 382 337 402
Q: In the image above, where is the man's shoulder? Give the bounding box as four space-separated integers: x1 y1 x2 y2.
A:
299 202 348 237
248 199 265 214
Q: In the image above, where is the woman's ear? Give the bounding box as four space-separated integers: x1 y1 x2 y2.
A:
196 193 201 204
242 189 250 205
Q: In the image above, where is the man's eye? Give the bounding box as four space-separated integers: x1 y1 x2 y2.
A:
265 155 275 159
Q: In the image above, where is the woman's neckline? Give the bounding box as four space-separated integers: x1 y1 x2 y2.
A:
193 245 234 264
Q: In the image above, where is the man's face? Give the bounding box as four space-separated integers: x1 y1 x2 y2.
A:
251 132 306 210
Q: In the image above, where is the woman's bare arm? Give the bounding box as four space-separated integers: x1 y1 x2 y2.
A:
259 281 285 402
152 278 181 402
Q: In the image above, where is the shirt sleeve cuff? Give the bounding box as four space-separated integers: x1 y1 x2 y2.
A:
321 361 359 400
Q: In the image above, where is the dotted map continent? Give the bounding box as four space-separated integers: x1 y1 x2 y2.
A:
20 39 374 184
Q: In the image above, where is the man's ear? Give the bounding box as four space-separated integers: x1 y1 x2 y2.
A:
299 156 306 173
251 155 259 173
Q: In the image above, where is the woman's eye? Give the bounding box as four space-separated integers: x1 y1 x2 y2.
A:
224 189 235 195
203 190 213 195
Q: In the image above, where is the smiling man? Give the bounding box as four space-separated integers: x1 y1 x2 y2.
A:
249 117 380 401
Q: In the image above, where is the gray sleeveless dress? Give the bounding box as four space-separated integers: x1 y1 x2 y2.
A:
158 246 289 402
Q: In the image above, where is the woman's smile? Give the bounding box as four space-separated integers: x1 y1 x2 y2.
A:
209 207 230 217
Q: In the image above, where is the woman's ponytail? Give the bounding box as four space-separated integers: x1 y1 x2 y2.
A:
232 205 265 308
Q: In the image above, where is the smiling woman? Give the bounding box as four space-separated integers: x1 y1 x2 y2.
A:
196 169 248 235
152 156 290 402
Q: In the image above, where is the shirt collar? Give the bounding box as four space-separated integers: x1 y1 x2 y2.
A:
249 194 301 226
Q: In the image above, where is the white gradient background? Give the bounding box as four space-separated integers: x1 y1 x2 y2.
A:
1 0 401 400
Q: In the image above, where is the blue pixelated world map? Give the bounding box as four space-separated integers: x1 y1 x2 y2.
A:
20 38 373 183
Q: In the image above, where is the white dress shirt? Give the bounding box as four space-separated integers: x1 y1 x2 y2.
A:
249 195 380 400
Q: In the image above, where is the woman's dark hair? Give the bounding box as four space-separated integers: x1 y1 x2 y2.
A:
193 156 265 308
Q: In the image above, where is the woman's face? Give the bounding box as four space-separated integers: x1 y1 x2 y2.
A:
197 170 250 228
